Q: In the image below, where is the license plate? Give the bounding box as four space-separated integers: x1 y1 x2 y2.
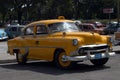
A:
95 53 102 59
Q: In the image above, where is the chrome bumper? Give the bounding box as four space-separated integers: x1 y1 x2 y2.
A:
0 36 8 40
62 52 116 61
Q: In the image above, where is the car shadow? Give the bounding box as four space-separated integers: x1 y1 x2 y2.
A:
115 51 120 54
0 61 110 75
0 39 8 42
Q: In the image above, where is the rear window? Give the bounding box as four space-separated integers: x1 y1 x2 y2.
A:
9 27 17 31
18 27 23 31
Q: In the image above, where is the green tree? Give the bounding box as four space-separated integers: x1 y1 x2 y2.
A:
0 0 120 24
0 0 11 24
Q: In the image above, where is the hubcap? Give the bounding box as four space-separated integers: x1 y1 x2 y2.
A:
58 52 71 67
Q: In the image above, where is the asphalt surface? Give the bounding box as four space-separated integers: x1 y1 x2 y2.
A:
0 41 15 63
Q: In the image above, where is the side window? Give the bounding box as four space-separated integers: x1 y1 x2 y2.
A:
9 27 17 31
81 25 84 30
89 26 93 30
25 26 34 35
36 25 48 34
84 25 88 30
78 25 83 30
18 27 23 32
90 26 94 30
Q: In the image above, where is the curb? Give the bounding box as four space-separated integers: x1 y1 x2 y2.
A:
0 59 16 64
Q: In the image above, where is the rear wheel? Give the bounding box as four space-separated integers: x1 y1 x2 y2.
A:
16 52 27 64
54 50 75 69
90 58 109 66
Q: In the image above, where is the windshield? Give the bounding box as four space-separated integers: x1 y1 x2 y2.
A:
48 22 80 33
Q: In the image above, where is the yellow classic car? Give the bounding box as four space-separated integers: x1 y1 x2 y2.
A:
7 17 115 69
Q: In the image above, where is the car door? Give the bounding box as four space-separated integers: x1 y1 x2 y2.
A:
21 25 38 59
23 24 53 61
34 25 54 60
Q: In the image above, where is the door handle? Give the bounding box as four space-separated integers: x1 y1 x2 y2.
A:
35 40 39 45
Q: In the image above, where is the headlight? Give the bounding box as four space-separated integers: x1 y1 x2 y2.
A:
73 39 78 46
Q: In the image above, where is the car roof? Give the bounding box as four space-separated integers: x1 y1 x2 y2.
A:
26 19 74 27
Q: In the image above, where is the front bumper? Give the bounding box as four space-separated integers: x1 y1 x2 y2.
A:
63 44 116 61
0 36 8 40
62 52 115 61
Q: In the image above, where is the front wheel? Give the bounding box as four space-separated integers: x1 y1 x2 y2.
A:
16 52 27 64
54 50 75 69
90 58 109 66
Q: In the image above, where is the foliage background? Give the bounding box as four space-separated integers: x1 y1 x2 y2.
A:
0 0 119 25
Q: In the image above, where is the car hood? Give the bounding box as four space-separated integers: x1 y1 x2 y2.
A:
51 32 106 45
0 30 7 35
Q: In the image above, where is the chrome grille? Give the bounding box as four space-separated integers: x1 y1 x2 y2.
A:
78 44 109 56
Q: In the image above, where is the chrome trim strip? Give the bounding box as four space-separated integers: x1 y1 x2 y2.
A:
62 52 116 61
76 44 109 55
9 46 65 49
84 49 107 53
80 44 108 48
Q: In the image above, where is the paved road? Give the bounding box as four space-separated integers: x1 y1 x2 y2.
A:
0 41 15 61
0 55 119 80
0 41 120 80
